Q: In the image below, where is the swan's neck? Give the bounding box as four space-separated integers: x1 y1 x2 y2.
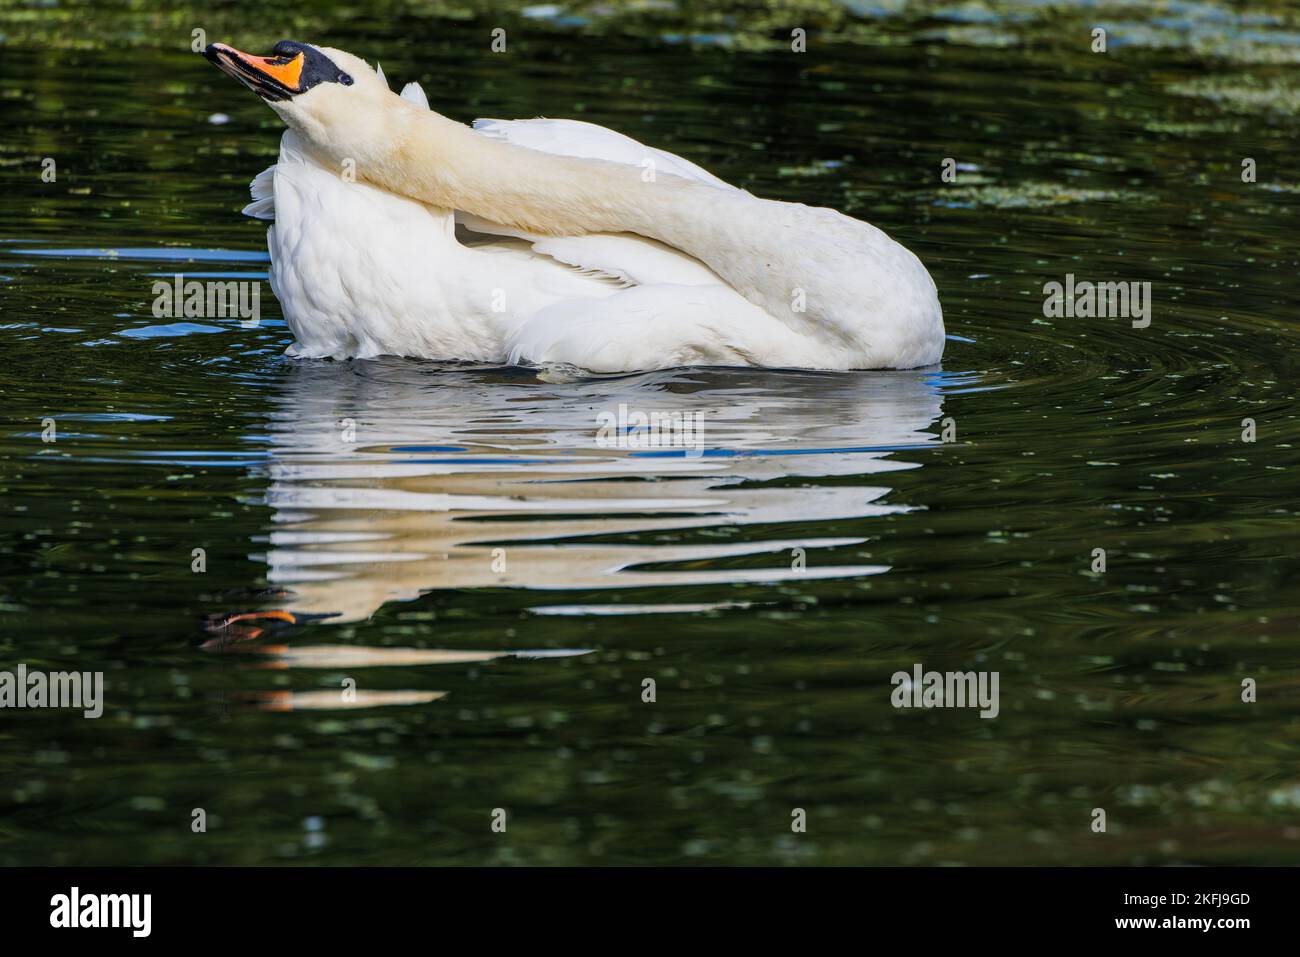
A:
339 102 724 241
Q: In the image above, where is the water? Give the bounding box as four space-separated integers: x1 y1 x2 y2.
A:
1 2 1298 865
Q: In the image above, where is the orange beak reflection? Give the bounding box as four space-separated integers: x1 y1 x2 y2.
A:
204 43 305 101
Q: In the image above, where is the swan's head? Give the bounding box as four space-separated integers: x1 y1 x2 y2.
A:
203 41 396 151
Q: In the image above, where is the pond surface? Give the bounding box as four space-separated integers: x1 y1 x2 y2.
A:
0 2 1297 864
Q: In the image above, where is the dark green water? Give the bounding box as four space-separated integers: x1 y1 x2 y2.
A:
1 2 1298 865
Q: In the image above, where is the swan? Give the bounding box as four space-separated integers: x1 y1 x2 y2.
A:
202 40 944 372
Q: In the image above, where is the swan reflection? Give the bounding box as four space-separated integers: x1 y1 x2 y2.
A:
250 360 948 624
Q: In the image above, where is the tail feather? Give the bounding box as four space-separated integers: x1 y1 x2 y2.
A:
243 163 276 219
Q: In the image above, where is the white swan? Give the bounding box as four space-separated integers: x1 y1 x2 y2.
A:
204 41 944 372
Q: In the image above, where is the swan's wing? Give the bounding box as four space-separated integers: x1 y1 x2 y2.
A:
471 117 736 191
456 214 722 288
528 233 720 286
506 284 819 373
454 213 717 285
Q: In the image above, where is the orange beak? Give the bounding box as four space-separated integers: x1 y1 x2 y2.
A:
203 42 305 101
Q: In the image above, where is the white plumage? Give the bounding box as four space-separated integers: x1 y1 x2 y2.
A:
245 75 944 372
